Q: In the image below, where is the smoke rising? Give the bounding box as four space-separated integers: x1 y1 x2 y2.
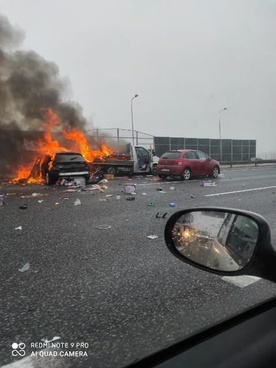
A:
0 13 88 177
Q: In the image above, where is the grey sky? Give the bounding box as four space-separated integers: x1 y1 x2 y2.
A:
1 0 276 156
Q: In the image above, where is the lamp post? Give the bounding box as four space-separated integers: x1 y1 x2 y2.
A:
219 107 227 162
131 94 138 145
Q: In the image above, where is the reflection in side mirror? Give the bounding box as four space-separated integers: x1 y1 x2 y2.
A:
170 210 259 271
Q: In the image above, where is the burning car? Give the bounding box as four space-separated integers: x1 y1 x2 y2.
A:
40 152 90 185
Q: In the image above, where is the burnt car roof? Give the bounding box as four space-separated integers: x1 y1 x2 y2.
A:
55 152 83 155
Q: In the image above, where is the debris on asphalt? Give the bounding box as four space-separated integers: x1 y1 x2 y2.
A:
106 194 113 198
63 188 79 193
96 225 111 230
147 235 158 239
99 198 108 202
156 212 168 219
147 203 156 207
99 179 109 184
169 203 176 207
0 194 5 206
74 198 81 206
99 185 108 190
38 200 44 203
170 187 176 191
116 195 121 200
191 195 194 198
126 196 135 201
19 204 28 210
18 263 30 272
200 180 217 187
73 177 86 188
156 187 163 191
41 336 61 344
124 183 137 194
15 226 22 231
142 193 147 196
21 193 49 199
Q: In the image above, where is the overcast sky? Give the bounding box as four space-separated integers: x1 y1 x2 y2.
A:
1 0 276 156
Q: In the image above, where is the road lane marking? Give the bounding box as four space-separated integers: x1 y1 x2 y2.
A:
205 185 276 197
222 275 261 288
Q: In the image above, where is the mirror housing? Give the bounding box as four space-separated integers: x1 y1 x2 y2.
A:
165 207 276 282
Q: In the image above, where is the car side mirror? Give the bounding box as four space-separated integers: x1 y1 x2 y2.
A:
164 207 276 282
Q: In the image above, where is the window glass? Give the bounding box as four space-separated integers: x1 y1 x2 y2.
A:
197 151 207 160
161 152 181 159
184 151 197 159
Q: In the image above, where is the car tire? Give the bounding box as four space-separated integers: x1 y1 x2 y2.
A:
181 168 191 181
46 172 56 185
211 166 219 178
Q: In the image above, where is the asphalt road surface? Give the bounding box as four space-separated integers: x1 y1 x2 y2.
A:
1 166 276 368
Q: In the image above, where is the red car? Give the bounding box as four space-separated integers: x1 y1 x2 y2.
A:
156 149 220 180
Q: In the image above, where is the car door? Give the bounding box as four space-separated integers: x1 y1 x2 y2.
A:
196 151 209 175
183 151 201 175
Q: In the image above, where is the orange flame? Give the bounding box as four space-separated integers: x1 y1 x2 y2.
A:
12 108 115 183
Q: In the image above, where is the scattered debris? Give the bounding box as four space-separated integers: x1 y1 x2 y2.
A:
99 179 109 184
21 193 49 199
103 174 114 180
99 199 108 202
169 203 176 207
18 263 30 272
15 226 22 231
169 187 176 191
116 195 121 200
73 177 86 188
41 336 61 344
96 225 111 230
218 173 225 178
38 200 44 204
55 202 60 205
99 185 108 190
106 194 113 198
126 196 135 201
147 235 158 239
200 180 217 187
87 184 104 192
156 187 163 191
142 193 147 196
124 183 137 194
19 204 28 210
0 194 5 206
156 212 168 218
191 195 194 199
147 203 156 207
74 198 81 206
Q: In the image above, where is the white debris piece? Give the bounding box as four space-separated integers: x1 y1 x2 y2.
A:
147 235 158 239
74 198 81 206
201 180 217 187
19 263 30 272
15 226 22 231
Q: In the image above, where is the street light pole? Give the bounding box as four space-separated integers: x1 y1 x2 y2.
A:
219 107 227 162
131 94 138 145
